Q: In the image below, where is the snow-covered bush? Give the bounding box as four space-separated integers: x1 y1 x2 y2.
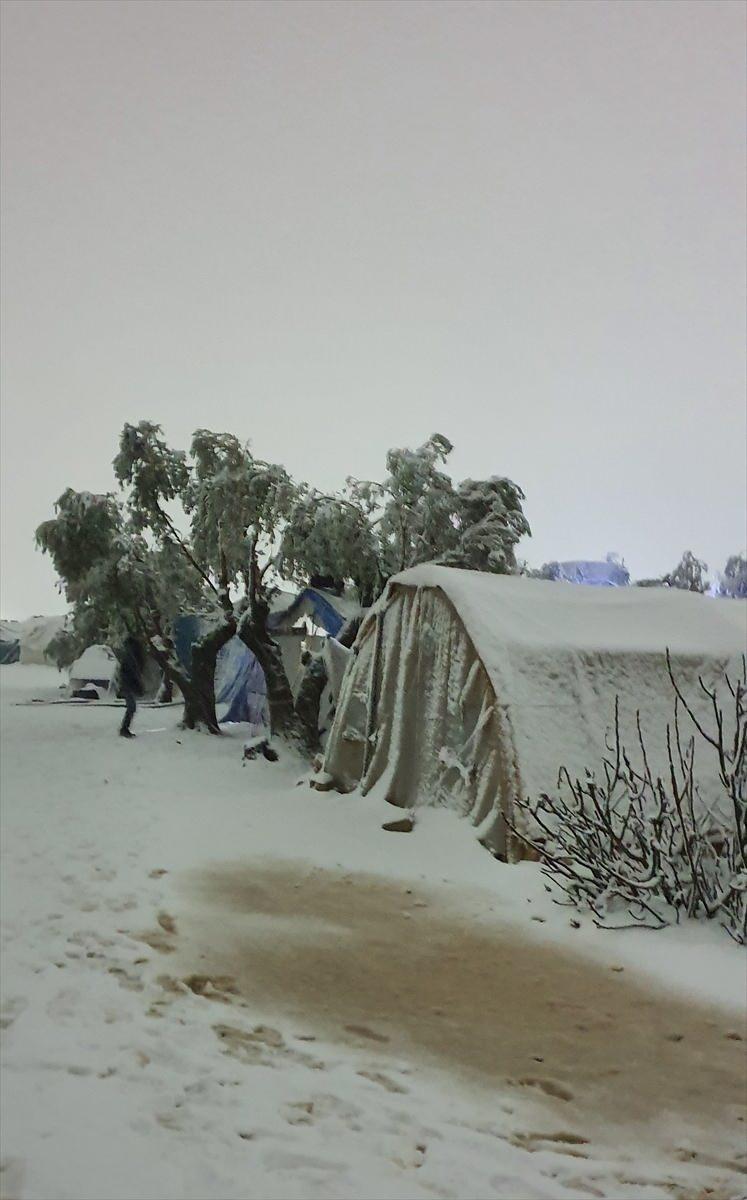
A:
509 655 746 943
717 555 747 600
636 550 709 592
665 550 709 593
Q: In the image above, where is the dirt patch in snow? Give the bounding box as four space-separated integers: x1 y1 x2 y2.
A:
176 860 746 1163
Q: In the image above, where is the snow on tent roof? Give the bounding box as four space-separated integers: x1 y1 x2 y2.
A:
69 644 118 682
1 615 67 664
392 565 745 661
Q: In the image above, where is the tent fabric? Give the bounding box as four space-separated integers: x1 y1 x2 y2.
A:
318 637 353 745
0 639 21 665
215 637 269 727
268 588 360 637
322 566 747 861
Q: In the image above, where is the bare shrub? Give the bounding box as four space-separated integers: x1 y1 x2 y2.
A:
508 655 746 943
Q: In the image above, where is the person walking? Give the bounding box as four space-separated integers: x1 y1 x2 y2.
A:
118 634 145 738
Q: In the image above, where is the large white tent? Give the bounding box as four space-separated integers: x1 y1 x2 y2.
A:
321 566 746 860
0 615 66 665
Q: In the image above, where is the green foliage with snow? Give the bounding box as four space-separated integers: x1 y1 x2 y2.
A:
281 433 531 598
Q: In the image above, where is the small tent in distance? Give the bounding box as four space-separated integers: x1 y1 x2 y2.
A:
0 615 67 665
68 645 120 699
321 566 745 861
0 622 21 664
67 643 162 701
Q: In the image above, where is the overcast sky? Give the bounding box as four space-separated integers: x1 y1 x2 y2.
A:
1 0 745 617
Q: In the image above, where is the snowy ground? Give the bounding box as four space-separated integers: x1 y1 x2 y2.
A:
1 666 745 1200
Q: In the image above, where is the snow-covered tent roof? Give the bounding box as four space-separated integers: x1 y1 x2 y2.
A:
69 644 118 685
396 565 743 662
322 566 746 859
1 615 67 664
67 645 119 698
0 625 20 664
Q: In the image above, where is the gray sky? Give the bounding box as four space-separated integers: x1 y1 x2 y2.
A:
2 0 745 617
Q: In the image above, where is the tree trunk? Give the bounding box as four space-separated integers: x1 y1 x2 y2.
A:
146 637 223 735
293 616 361 755
237 611 301 741
187 619 236 733
157 668 174 703
294 655 327 755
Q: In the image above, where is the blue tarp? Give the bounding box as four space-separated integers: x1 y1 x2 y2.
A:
173 614 203 671
267 588 345 637
543 560 630 587
172 587 350 727
172 615 269 727
215 637 269 726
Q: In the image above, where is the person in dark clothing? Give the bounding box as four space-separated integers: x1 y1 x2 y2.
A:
118 635 145 738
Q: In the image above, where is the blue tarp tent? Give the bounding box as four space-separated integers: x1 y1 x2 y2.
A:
542 559 630 587
267 588 348 637
215 637 269 726
171 587 359 727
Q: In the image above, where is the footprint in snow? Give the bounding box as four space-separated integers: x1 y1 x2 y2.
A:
514 1076 574 1102
511 1130 589 1159
0 997 26 1031
343 1023 390 1043
356 1069 409 1094
0 1155 25 1200
157 912 177 935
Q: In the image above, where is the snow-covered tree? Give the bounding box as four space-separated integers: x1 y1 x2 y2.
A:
377 433 458 574
39 423 531 753
37 481 214 730
444 476 530 573
635 550 709 592
35 489 123 601
281 433 530 594
187 428 301 739
113 422 244 731
717 555 747 599
664 550 709 593
280 487 382 606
